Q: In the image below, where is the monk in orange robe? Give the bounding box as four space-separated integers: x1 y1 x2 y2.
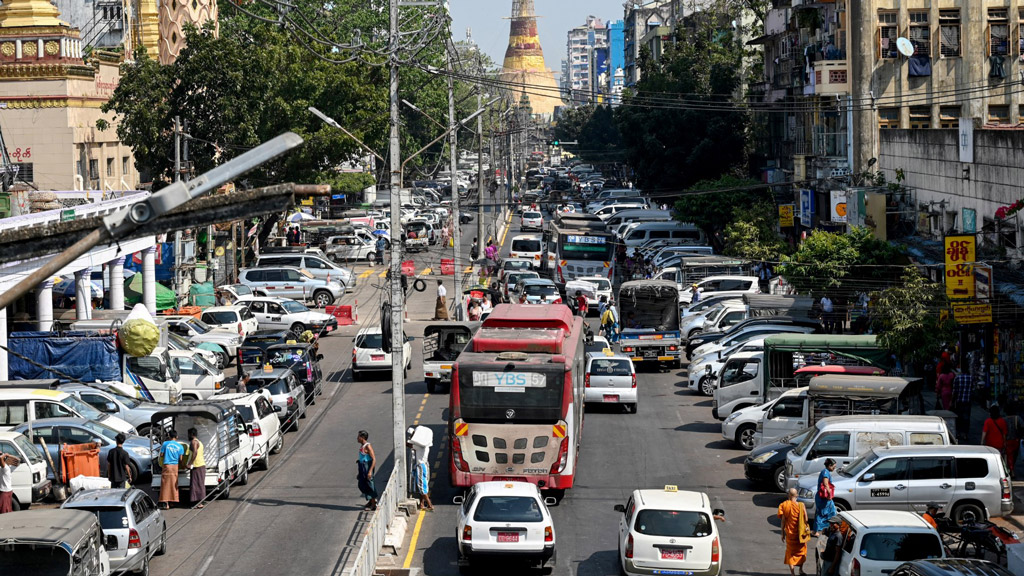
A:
777 488 809 575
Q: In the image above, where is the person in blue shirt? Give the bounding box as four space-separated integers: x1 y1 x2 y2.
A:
158 429 186 509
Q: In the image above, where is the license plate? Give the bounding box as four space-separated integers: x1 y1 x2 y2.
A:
497 532 519 543
661 549 686 560
326 326 334 332
603 394 619 402
371 355 384 361
642 349 658 358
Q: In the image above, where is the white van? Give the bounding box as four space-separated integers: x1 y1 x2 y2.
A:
0 430 51 509
594 203 648 220
509 234 544 263
605 209 673 231
167 349 226 400
0 389 137 436
621 222 706 248
784 415 952 490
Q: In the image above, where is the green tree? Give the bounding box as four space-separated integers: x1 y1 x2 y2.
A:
779 227 906 296
723 202 789 260
553 105 622 164
673 175 770 251
872 267 955 365
614 2 749 190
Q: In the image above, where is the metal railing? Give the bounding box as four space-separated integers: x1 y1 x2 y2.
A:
345 470 400 576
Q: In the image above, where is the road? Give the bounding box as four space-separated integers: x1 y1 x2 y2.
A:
149 199 796 576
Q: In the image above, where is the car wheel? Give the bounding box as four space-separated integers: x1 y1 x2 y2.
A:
271 433 284 454
156 524 167 555
426 379 436 394
214 350 229 370
128 461 141 486
699 375 715 396
290 323 306 336
736 425 756 451
833 499 850 513
312 290 334 308
367 253 376 263
772 465 787 493
136 551 150 576
290 416 300 432
952 502 985 524
237 463 248 486
352 370 363 381
257 452 270 471
10 496 21 511
299 406 307 419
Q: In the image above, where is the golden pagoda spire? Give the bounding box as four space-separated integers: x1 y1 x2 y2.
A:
0 0 69 28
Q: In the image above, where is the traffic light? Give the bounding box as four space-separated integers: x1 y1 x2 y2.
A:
548 139 560 146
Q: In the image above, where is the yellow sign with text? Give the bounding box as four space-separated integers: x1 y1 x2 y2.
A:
944 235 975 299
779 204 795 228
953 303 992 324
299 197 314 206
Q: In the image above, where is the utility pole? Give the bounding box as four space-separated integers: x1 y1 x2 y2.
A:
387 0 407 499
173 116 182 309
446 39 463 316
475 89 484 254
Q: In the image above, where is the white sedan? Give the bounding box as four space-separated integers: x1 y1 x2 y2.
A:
455 481 557 572
615 486 725 576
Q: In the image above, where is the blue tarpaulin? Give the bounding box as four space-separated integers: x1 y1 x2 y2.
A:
125 242 175 281
8 331 121 383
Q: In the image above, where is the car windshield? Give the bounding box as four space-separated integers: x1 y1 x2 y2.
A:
357 333 384 349
229 285 253 296
782 427 812 446
473 496 544 522
504 261 531 271
235 405 255 422
512 239 542 252
87 507 130 531
583 279 611 291
589 358 631 376
634 509 713 538
203 311 238 324
281 300 308 313
248 378 290 395
78 420 120 442
61 396 102 419
13 434 43 464
523 212 542 219
793 427 819 456
839 451 879 477
192 353 218 374
187 320 211 334
858 532 943 561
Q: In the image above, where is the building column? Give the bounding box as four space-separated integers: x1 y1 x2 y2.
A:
0 306 7 380
74 270 92 320
109 257 126 311
142 247 157 315
36 280 54 331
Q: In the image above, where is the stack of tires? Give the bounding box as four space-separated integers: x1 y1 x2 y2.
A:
28 191 61 212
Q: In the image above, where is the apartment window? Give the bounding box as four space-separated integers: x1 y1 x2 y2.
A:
938 10 961 57
106 158 114 177
909 106 931 129
939 106 960 128
878 107 899 129
88 159 99 179
878 12 898 59
122 156 129 175
909 11 930 56
8 162 33 183
988 104 1010 124
989 9 1010 56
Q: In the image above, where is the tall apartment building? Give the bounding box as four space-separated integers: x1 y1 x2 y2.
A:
622 1 716 87
565 16 605 106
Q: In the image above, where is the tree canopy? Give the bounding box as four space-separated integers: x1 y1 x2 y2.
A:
871 266 955 365
779 228 907 297
672 175 772 251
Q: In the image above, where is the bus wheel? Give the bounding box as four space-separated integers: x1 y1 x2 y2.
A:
547 489 566 503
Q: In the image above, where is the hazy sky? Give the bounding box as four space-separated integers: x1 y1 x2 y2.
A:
449 0 627 77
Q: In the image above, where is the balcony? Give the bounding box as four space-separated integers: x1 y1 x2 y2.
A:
812 60 849 95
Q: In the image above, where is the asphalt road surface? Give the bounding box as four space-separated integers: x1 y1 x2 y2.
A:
149 202 796 576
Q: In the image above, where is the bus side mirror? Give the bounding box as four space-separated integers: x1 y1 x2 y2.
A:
453 495 464 505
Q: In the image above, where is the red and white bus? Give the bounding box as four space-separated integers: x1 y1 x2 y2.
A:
449 304 586 494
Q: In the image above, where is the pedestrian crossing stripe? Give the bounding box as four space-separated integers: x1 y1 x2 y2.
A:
454 422 469 436
359 270 374 279
421 267 432 275
379 270 388 278
552 424 566 438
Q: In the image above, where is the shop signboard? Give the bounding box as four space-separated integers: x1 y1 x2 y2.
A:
830 190 847 222
952 303 991 324
974 264 992 301
779 204 794 228
943 234 975 300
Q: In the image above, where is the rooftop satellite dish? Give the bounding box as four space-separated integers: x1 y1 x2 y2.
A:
896 37 914 57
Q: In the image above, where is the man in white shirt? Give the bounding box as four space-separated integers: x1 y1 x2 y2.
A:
434 280 449 321
820 295 835 333
0 452 15 513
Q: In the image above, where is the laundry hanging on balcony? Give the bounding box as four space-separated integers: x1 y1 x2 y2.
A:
989 55 1007 79
908 55 932 77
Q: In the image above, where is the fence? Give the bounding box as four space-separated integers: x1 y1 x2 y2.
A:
344 470 400 576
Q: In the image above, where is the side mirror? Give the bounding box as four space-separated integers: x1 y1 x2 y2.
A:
246 424 254 435
862 473 875 482
544 497 558 507
713 508 726 520
766 409 776 420
274 405 282 413
103 402 119 414
317 354 325 361
613 504 625 513
452 495 465 505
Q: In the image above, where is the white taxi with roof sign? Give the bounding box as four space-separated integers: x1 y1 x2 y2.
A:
453 480 557 571
615 485 726 576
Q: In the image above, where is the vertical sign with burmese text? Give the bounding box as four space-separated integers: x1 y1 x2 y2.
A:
944 235 975 300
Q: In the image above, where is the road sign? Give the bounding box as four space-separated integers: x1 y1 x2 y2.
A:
60 209 75 222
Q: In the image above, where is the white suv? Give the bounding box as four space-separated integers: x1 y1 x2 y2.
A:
236 296 338 336
352 327 411 380
221 391 284 471
615 486 725 576
818 510 944 576
201 306 259 338
454 481 557 572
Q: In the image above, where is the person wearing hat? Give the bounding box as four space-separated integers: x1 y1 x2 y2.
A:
922 502 940 529
690 283 701 303
820 516 844 576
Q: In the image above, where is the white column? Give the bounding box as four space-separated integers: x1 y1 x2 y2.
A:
142 247 156 315
109 257 125 311
36 280 54 331
74 270 92 320
0 306 7 380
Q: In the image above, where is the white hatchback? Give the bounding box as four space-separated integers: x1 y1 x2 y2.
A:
584 350 637 413
454 481 557 572
521 210 544 231
615 486 725 576
352 326 412 380
221 391 284 471
201 305 260 338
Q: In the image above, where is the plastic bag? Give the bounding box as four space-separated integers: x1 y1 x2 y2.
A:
118 304 160 357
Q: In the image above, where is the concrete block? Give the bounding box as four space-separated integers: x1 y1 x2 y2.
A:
383 514 409 554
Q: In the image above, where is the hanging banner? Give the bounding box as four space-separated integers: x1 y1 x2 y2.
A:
830 190 847 222
778 204 795 228
944 235 976 299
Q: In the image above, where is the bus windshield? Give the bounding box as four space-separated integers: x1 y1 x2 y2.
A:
457 364 565 422
558 233 613 261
